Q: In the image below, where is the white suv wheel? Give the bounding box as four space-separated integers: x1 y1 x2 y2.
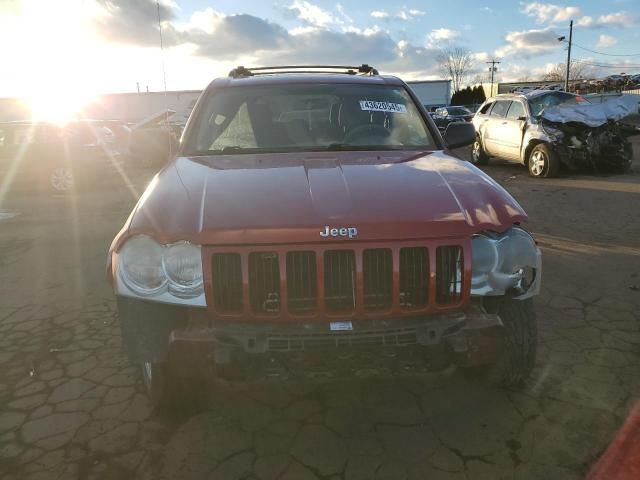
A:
529 151 546 176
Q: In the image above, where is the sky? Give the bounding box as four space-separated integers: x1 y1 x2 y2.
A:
1 0 639 105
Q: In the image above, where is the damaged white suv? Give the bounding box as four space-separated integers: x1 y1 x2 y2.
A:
471 91 637 177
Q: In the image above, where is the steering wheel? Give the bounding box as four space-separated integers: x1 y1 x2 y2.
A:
343 124 391 144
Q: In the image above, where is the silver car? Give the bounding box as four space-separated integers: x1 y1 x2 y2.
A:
470 91 635 177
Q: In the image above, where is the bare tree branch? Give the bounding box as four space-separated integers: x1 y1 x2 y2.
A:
437 46 472 93
543 62 591 82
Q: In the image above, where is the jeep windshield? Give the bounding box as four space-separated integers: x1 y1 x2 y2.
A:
183 84 436 155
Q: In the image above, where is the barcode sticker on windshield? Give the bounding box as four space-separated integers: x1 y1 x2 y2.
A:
330 321 353 331
359 101 407 113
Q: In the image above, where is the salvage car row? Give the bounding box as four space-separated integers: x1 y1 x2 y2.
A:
0 116 178 193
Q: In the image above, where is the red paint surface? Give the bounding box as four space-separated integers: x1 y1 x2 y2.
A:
586 401 640 480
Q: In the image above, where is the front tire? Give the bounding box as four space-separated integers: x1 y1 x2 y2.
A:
141 361 209 416
470 137 489 166
528 143 560 178
462 298 537 388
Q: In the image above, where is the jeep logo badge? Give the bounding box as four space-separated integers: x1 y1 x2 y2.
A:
320 226 358 239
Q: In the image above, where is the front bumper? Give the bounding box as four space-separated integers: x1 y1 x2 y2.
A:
117 297 505 381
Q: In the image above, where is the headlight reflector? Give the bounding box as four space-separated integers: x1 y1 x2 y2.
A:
119 235 167 294
162 243 203 297
471 227 539 296
471 235 500 289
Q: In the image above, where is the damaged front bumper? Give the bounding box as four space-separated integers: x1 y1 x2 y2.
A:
163 304 505 381
116 296 506 381
542 120 634 171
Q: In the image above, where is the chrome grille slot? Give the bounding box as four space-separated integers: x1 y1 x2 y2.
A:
363 248 392 310
324 250 356 313
249 252 280 313
399 247 428 308
212 253 243 312
436 246 463 305
287 251 317 314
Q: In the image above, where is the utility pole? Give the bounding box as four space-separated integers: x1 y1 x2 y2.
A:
486 60 501 97
564 20 573 92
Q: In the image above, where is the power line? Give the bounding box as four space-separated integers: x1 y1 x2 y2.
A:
560 39 640 57
572 58 640 69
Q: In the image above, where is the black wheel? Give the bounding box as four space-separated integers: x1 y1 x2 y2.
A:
141 362 209 416
528 143 559 178
462 298 537 388
470 137 489 166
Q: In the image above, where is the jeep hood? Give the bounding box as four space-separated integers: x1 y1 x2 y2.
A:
117 150 526 248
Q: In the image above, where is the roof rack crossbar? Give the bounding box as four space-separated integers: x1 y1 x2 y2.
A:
228 64 379 78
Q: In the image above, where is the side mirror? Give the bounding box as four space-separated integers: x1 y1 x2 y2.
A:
443 122 475 149
128 127 177 166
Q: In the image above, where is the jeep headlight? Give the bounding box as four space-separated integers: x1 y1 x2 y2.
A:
471 227 541 297
119 235 167 295
162 242 203 298
116 235 205 305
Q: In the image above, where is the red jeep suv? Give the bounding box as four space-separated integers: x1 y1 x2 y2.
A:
107 65 541 411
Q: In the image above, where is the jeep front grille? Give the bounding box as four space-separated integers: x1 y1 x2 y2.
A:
287 251 317 314
363 248 392 310
436 246 463 305
249 252 281 314
212 253 243 313
208 242 466 319
324 250 356 312
399 247 429 308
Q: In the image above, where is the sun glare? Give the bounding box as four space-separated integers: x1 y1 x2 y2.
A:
6 0 101 124
22 91 94 125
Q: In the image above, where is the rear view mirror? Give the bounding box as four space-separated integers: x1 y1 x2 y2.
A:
443 122 475 149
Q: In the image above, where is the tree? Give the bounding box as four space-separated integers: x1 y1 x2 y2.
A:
543 62 592 82
437 46 473 93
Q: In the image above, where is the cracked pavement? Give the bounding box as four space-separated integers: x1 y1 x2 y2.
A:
1 142 640 479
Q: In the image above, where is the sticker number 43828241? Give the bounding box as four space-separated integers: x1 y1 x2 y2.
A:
359 100 407 113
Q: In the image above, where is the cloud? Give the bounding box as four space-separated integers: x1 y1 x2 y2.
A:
287 0 336 28
521 2 581 24
370 10 389 19
482 6 493 13
576 11 638 28
84 3 452 80
426 28 461 47
495 27 561 58
370 8 425 21
93 0 180 46
185 12 289 59
596 34 618 48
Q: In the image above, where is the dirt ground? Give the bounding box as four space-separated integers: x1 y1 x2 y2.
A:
1 139 639 480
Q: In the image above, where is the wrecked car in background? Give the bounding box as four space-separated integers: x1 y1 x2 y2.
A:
471 91 638 177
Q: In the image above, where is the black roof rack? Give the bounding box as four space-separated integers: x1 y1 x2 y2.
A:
228 64 379 79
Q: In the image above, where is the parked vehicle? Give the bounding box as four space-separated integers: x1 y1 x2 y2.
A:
471 91 637 177
0 120 125 193
431 106 474 131
605 75 625 87
107 64 542 412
